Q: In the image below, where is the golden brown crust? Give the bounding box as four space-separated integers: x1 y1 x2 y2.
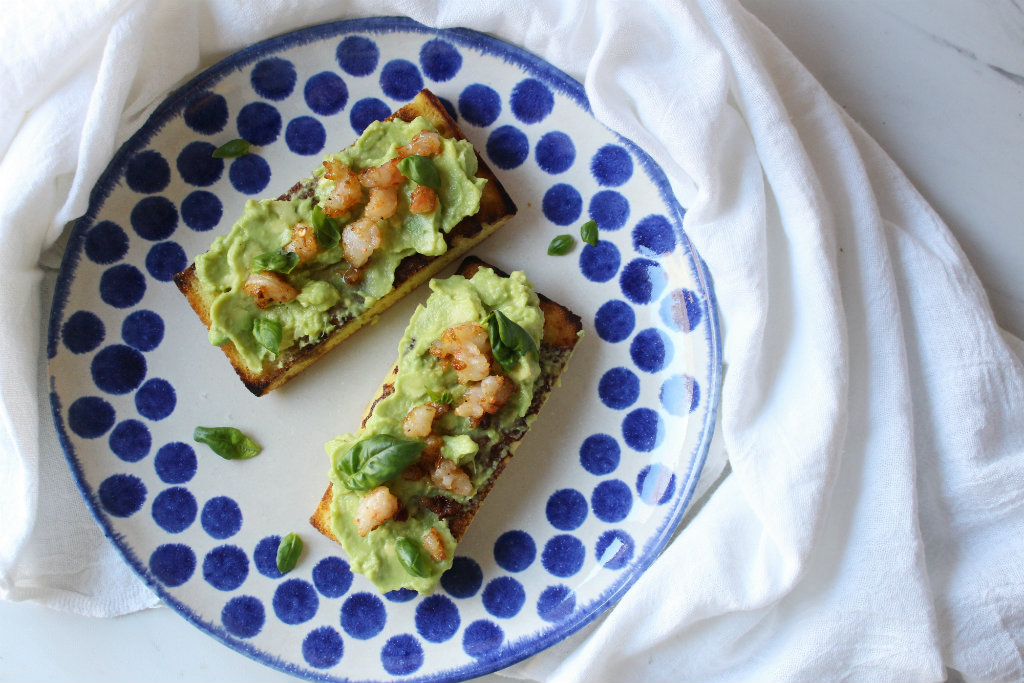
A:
173 89 517 396
308 257 583 545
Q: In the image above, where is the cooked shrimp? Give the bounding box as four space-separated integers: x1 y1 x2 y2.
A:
429 322 492 384
403 403 438 438
365 186 398 220
358 158 403 188
455 375 514 422
243 271 300 309
284 223 318 264
354 485 399 537
397 131 442 158
430 458 473 497
409 185 438 215
321 160 362 217
342 217 382 268
422 527 447 562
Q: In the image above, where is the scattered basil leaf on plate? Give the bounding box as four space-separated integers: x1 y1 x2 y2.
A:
483 309 539 372
250 249 299 274
212 138 251 158
580 219 599 246
193 426 262 460
276 533 303 574
312 205 341 249
336 434 426 490
397 155 441 190
547 234 575 256
396 537 429 577
252 317 282 354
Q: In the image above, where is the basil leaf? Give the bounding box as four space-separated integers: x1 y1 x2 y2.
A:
252 317 282 354
395 537 429 578
193 426 261 460
426 388 454 405
276 532 303 574
212 138 251 158
483 309 539 372
397 155 441 190
580 220 599 246
336 434 426 490
312 205 341 249
547 234 575 256
250 249 299 274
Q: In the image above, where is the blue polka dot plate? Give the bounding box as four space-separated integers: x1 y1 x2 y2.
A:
47 17 721 683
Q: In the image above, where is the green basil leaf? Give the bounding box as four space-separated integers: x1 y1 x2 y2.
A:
547 234 575 256
580 220 599 246
483 309 539 372
426 388 454 405
336 434 426 490
250 249 299 274
395 537 429 577
212 138 251 158
193 426 261 460
252 317 282 354
276 532 303 574
396 155 441 190
312 205 341 249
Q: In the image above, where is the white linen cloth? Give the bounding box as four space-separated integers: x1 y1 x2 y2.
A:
2 0 1023 680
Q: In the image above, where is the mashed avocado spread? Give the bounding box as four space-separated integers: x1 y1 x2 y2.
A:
193 117 486 371
326 267 544 593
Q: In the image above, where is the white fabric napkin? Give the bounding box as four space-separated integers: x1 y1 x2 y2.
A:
3 0 1024 680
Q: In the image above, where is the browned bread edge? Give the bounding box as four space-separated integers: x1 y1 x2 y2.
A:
309 256 583 547
173 89 518 396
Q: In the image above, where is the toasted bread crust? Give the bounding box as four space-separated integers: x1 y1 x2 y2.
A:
173 90 517 396
309 257 583 546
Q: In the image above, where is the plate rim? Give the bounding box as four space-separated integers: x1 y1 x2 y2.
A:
46 15 723 683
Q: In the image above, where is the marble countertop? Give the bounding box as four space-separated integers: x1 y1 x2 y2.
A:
2 1 1021 680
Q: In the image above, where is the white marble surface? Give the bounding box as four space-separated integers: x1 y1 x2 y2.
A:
2 1 1022 680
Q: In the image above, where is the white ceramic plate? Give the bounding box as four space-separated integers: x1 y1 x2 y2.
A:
48 17 720 682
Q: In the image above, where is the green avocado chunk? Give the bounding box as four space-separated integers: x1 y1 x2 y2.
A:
325 267 544 594
193 117 486 372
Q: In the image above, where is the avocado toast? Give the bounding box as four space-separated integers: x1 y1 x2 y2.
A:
174 89 517 396
310 257 582 593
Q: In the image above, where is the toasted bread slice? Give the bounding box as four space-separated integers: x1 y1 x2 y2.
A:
174 90 517 396
310 257 582 567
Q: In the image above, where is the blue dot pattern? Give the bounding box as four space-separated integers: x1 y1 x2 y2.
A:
176 141 223 188
153 441 196 483
623 408 665 452
633 214 677 256
254 536 284 579
68 396 115 439
341 592 386 639
463 620 504 659
350 97 391 134
272 579 318 625
580 241 621 283
236 102 282 145
312 557 353 598
222 595 265 639
594 299 635 343
535 131 575 174
542 183 583 226
598 367 640 409
229 154 271 195
251 57 296 100
145 241 186 282
590 190 630 231
99 264 146 309
486 125 529 170
441 556 483 599
201 496 243 539
661 374 700 416
109 419 151 463
303 626 344 668
180 191 222 232
285 116 325 156
336 36 379 76
62 311 105 354
458 84 501 126
381 634 423 676
541 535 585 578
493 530 536 573
134 378 175 421
631 328 673 374
130 196 178 241
84 221 128 264
637 464 677 505
121 310 164 351
511 78 554 124
203 545 249 591
98 474 146 517
419 39 462 81
183 92 228 134
661 288 703 332
384 588 418 603
579 434 620 476
596 530 635 570
151 486 197 533
591 144 633 186
537 585 575 622
149 544 195 587
545 489 588 531
125 150 170 194
415 595 460 643
304 72 348 116
621 258 667 304
591 480 633 523
482 577 525 619
380 59 423 100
